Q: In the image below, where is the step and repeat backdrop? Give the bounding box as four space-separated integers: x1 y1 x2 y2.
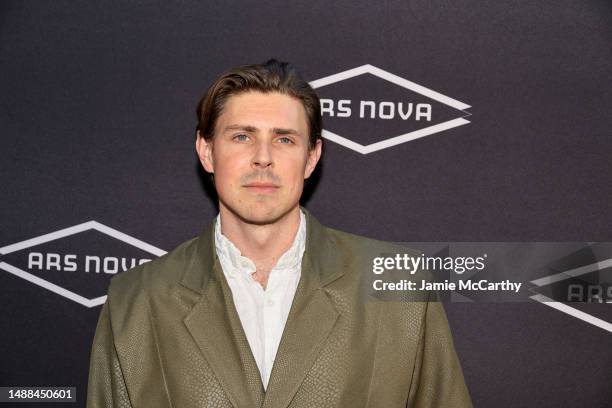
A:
1 1 611 406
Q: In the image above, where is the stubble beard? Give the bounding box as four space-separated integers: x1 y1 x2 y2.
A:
218 194 298 227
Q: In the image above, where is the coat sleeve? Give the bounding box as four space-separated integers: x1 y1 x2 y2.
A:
406 294 473 407
86 300 134 408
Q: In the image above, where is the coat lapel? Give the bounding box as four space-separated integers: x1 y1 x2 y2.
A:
262 209 344 408
181 218 265 408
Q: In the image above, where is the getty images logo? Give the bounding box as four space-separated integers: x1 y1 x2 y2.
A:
0 221 166 307
310 65 471 154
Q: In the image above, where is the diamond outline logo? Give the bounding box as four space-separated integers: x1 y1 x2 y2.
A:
0 221 166 308
310 64 472 154
530 259 612 333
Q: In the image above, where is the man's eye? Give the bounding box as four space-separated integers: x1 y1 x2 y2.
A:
277 137 294 144
234 134 250 142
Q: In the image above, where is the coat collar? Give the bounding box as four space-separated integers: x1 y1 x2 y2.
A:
180 207 343 408
179 206 345 294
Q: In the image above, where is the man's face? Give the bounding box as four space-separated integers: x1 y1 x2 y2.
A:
196 91 322 225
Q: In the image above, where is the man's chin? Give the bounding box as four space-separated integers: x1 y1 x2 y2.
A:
240 210 286 226
229 204 297 227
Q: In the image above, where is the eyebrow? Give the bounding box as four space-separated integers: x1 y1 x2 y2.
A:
223 124 302 136
223 124 258 133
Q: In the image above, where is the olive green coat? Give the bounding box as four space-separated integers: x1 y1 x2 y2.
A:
87 209 472 407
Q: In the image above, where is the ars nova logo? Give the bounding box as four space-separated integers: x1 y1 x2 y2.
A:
310 64 471 154
0 221 166 308
529 257 612 333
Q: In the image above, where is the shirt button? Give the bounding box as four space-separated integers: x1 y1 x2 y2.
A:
266 299 274 307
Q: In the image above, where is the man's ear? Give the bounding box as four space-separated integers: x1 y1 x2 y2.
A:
195 131 215 173
304 138 322 179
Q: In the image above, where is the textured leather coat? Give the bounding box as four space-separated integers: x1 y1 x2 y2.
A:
87 209 472 407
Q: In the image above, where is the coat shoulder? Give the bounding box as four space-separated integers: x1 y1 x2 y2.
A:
322 225 422 262
320 225 433 312
104 235 201 317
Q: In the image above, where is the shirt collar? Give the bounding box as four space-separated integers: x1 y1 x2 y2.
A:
214 210 306 278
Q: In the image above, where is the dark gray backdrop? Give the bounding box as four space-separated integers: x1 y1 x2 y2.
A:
1 1 611 406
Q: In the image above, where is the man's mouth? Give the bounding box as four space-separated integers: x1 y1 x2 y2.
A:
243 182 280 194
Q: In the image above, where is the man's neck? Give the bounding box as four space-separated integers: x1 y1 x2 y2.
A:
218 205 302 287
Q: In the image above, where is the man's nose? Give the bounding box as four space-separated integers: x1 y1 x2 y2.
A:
251 140 273 169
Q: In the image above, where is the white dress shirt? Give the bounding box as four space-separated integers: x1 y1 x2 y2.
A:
214 210 306 390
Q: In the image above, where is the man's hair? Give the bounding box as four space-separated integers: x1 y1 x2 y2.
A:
195 59 322 150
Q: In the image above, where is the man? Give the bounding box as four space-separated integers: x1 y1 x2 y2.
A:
87 59 472 407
